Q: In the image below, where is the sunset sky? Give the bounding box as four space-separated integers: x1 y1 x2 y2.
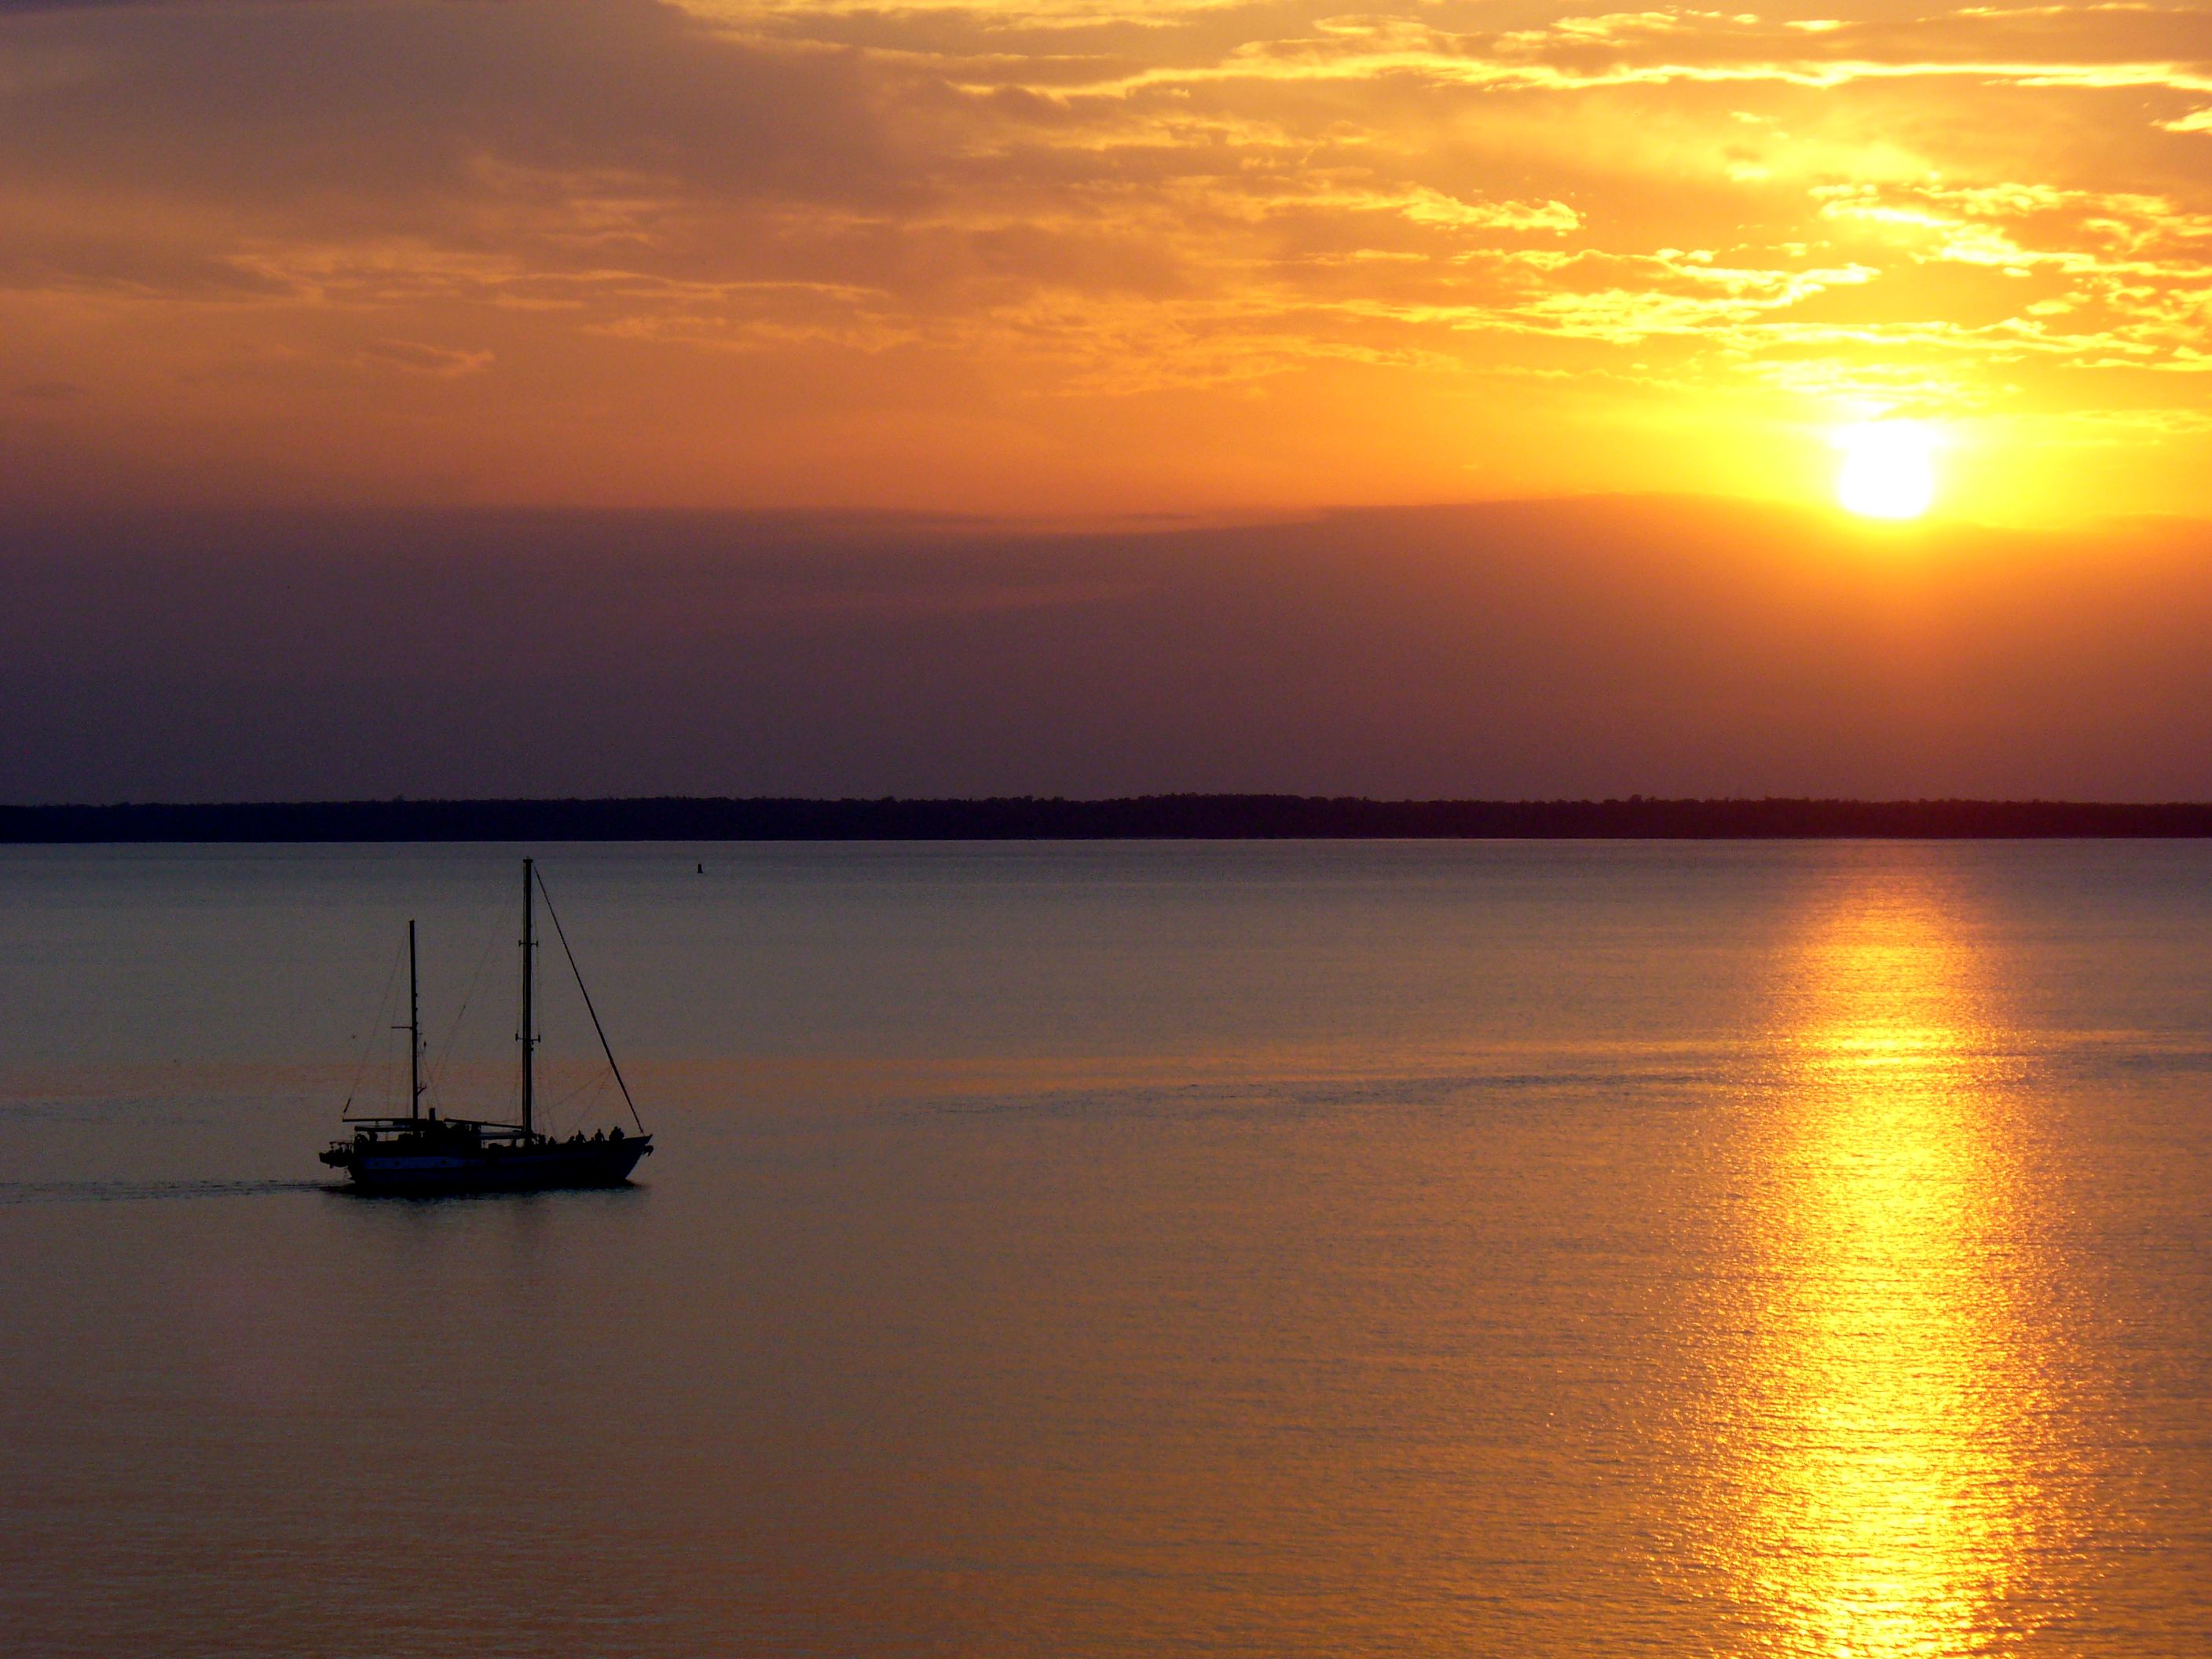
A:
6 2 2212 802
6 0 2212 522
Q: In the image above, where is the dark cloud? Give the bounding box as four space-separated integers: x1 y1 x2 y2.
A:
5 496 2211 802
359 338 493 375
0 0 900 212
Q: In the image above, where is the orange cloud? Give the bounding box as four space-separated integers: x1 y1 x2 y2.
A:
1 0 2208 518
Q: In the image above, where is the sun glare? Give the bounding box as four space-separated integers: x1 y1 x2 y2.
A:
1835 422 1939 521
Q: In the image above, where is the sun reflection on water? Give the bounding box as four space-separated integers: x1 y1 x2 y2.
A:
1720 875 2062 1656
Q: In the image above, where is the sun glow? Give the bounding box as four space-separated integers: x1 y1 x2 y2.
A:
1835 422 1939 520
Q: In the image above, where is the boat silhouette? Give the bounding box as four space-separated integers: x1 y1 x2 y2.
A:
321 859 654 1195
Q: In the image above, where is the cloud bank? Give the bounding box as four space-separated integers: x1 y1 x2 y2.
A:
7 496 2212 801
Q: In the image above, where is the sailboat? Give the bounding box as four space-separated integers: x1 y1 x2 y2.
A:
320 859 654 1195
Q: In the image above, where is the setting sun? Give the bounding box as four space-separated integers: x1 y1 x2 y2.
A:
1836 423 1939 521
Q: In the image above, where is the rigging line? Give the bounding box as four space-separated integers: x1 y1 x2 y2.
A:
540 1075 610 1127
421 922 503 1108
533 867 647 1134
340 934 407 1115
549 1069 617 1111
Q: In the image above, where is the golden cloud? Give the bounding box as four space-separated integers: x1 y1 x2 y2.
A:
1 0 2208 517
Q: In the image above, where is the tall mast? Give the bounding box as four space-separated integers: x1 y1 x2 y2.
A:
408 919 423 1120
520 857 535 1137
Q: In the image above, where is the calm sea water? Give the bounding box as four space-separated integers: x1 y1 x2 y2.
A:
2 840 2210 1656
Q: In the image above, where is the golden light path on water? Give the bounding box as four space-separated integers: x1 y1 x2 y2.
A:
1717 869 2065 1655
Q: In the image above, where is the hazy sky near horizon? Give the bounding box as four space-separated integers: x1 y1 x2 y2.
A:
5 0 2212 521
8 499 2212 802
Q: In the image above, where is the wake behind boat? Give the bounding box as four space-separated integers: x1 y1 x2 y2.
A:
322 859 654 1196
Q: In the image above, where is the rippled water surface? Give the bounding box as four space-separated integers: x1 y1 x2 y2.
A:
3 840 2210 1656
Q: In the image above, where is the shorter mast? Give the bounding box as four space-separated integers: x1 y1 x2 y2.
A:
520 857 536 1138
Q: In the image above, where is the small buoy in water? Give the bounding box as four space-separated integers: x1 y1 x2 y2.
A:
696 862 705 874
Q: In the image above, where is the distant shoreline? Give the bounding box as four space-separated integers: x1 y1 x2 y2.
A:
5 797 2212 842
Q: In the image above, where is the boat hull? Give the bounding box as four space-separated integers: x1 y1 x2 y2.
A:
334 1135 653 1196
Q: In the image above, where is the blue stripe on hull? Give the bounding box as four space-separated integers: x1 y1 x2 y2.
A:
343 1140 652 1196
